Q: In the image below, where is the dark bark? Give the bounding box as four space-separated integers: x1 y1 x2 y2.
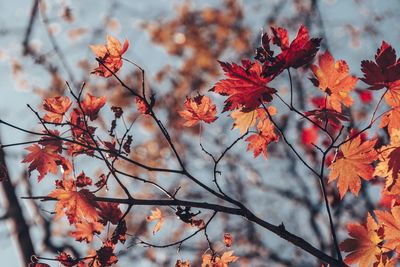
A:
0 136 35 265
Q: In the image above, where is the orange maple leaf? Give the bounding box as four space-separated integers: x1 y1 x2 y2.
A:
374 130 400 193
22 144 69 182
43 96 72 123
375 206 400 253
90 35 129 77
310 50 358 112
380 106 400 135
178 95 217 127
70 221 104 243
230 107 276 134
80 93 106 121
201 250 239 267
146 208 164 234
212 60 276 112
340 214 382 267
328 135 378 198
384 80 400 107
48 178 99 224
245 118 278 158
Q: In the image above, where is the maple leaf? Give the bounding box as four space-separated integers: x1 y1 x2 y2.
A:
301 125 319 148
76 171 93 187
56 252 76 267
43 96 72 123
340 214 382 267
98 202 122 225
81 93 106 120
355 89 373 104
260 25 321 77
380 106 400 134
374 129 400 193
384 80 400 107
212 60 276 112
224 233 233 247
376 206 400 253
201 251 239 267
111 220 127 244
70 221 104 243
175 260 191 267
361 41 400 90
230 107 276 134
245 118 278 158
147 208 164 234
90 35 129 77
178 95 218 127
48 178 99 224
135 96 151 114
38 130 63 153
95 240 118 267
22 144 67 182
310 50 358 112
328 135 378 198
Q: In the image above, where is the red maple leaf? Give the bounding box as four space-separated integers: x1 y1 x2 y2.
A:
361 41 400 90
212 60 276 112
81 93 106 120
22 144 69 182
259 25 321 77
98 202 123 225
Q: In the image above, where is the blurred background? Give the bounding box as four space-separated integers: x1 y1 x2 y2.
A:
0 0 399 266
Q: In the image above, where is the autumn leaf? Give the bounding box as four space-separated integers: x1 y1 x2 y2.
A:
201 251 239 267
136 96 151 114
90 35 129 77
56 252 75 267
376 206 400 253
245 118 278 158
224 233 233 247
355 89 373 104
38 130 63 153
301 125 319 148
212 60 276 112
178 95 217 127
374 129 400 193
43 96 72 123
361 41 400 90
48 178 99 224
94 240 118 267
146 208 164 234
175 260 191 267
328 135 378 198
230 107 276 134
70 221 104 243
111 220 127 244
81 93 106 120
261 25 321 77
379 106 400 135
310 50 358 112
340 214 382 267
22 144 68 182
98 202 123 225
